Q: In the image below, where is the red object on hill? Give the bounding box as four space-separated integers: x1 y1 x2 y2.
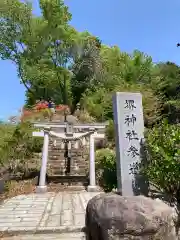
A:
20 103 70 121
55 105 69 111
35 102 48 110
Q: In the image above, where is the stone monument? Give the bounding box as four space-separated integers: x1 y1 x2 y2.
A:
113 92 144 196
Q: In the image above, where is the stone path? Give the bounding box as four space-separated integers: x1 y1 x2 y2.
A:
1 232 85 239
0 191 102 239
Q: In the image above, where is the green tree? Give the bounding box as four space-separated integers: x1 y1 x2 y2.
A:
152 62 180 123
82 46 161 125
0 0 33 92
0 0 72 103
70 36 103 112
99 47 154 89
0 0 103 111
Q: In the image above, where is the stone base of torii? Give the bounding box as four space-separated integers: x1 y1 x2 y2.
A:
32 122 106 192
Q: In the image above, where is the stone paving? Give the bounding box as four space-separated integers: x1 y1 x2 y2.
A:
0 191 101 238
1 232 86 239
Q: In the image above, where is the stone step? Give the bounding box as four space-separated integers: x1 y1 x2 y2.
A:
48 166 87 170
49 157 86 160
48 160 65 163
48 149 88 153
47 175 89 185
48 155 65 159
48 159 87 164
48 152 86 157
48 156 61 160
48 158 86 162
50 170 87 176
48 159 86 161
48 166 87 173
2 232 86 240
48 162 87 167
49 163 87 167
49 171 66 176
48 159 87 167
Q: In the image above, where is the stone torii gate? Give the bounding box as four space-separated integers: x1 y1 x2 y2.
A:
32 122 106 193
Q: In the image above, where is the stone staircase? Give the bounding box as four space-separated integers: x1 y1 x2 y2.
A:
47 139 89 188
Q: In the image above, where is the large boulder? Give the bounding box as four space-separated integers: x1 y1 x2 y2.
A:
85 193 177 240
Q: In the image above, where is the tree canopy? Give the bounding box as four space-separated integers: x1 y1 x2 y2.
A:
0 0 180 123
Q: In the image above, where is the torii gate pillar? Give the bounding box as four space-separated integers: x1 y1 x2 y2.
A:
87 132 96 192
36 128 50 193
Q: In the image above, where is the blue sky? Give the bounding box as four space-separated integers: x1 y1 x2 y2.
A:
1 0 180 120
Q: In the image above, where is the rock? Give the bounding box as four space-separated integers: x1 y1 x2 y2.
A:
31 172 49 186
32 176 39 186
85 193 177 240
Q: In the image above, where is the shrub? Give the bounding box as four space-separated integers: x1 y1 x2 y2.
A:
78 110 96 123
0 122 43 177
105 119 115 145
142 121 180 201
95 148 117 192
140 121 180 230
